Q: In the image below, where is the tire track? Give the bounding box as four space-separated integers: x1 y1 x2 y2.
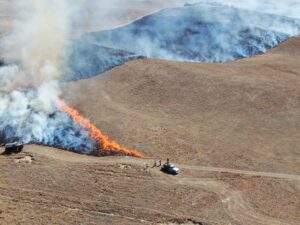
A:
25 146 300 182
178 165 300 181
19 146 300 225
174 178 295 225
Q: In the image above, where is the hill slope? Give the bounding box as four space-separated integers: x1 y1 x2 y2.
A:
64 36 300 174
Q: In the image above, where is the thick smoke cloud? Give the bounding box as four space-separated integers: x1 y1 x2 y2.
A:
0 0 95 153
2 0 70 86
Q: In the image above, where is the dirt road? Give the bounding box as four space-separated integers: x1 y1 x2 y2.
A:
28 145 300 182
0 145 299 224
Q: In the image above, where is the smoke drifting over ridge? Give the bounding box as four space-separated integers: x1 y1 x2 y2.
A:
81 4 299 62
68 1 300 79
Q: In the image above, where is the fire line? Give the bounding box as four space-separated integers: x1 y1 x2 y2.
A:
55 98 144 158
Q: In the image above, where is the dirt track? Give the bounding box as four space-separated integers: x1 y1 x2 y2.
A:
0 145 299 225
27 145 300 182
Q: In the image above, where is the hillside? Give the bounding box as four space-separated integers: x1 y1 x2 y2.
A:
0 38 299 224
63 36 300 174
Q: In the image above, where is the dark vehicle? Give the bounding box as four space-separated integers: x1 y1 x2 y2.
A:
3 142 24 155
160 159 179 175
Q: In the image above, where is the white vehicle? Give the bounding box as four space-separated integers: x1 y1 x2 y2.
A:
161 159 179 175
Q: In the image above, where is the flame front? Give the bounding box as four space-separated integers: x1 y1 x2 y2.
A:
56 99 144 158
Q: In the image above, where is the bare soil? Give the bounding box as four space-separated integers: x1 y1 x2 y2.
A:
0 145 299 225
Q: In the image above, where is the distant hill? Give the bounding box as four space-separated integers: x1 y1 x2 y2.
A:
68 3 300 80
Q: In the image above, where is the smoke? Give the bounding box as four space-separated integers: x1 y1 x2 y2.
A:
2 1 71 84
0 0 97 152
73 0 183 33
0 88 95 154
0 0 143 155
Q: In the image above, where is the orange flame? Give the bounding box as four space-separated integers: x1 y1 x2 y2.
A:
56 99 144 158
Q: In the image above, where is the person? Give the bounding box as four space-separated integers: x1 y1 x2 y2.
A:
157 160 162 167
151 160 157 168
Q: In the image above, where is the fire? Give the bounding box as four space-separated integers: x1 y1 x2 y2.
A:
55 99 144 158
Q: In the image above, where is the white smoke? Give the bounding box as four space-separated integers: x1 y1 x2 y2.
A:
0 0 97 153
2 0 70 85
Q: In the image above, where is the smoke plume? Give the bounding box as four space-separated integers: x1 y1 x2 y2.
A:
0 0 95 152
2 0 70 86
0 0 144 156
